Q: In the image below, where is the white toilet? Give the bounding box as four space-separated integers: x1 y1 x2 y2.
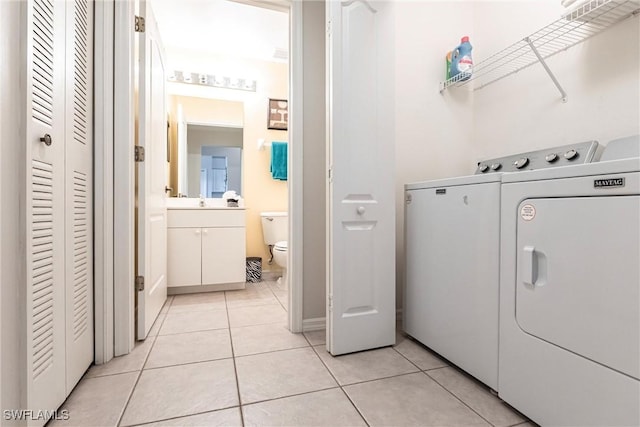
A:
260 212 288 285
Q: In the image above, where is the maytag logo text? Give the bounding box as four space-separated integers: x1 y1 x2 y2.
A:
594 178 625 189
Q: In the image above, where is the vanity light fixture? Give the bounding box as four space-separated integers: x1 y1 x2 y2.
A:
167 70 257 92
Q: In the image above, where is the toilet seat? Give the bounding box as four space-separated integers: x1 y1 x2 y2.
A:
274 241 287 251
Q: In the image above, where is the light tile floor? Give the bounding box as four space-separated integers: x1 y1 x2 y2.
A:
50 281 533 427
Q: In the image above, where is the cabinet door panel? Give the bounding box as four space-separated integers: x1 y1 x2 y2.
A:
202 228 246 285
168 228 202 287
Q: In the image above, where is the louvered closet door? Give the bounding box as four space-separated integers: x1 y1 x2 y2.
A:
64 0 93 392
26 0 67 414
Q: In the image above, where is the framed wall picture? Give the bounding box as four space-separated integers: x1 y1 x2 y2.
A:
268 98 288 130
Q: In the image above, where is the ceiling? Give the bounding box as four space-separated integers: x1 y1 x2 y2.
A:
149 0 289 64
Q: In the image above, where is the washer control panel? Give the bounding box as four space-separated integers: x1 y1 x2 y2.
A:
475 140 600 174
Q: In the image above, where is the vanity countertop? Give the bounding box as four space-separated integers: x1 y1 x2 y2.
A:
166 197 245 210
167 206 246 210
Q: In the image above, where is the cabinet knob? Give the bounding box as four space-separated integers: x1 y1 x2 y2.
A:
195 229 201 235
40 134 52 146
203 229 208 235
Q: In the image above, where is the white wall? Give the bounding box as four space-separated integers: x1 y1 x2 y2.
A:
301 0 327 321
472 1 640 159
394 1 476 308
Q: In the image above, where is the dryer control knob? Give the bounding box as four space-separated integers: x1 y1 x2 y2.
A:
564 149 579 160
478 164 489 173
490 163 502 171
545 153 558 163
514 157 529 169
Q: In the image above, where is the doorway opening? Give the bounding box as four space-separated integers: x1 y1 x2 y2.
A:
149 0 295 328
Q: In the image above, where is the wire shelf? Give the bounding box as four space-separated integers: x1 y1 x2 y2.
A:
440 0 640 94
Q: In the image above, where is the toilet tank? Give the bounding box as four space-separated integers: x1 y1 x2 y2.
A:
260 212 288 245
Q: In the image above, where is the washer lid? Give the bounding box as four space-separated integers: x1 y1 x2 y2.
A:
274 241 288 250
405 173 502 191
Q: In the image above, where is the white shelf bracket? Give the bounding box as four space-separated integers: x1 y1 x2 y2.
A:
525 37 568 103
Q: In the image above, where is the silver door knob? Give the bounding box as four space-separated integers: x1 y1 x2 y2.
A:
357 206 366 215
40 134 52 146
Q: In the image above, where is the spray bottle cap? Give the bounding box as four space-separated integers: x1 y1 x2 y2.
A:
461 36 469 43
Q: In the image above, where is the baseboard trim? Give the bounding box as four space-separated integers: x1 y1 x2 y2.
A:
302 317 325 332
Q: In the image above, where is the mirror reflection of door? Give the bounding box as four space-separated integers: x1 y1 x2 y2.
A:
202 155 229 198
200 169 207 197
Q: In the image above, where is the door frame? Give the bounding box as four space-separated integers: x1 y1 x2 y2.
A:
94 0 137 358
94 0 304 360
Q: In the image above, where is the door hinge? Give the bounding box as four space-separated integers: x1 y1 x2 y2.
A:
405 193 412 204
328 166 333 183
135 15 145 33
136 275 144 291
328 294 333 312
327 20 331 37
135 146 145 162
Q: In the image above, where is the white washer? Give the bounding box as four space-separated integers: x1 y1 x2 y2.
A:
404 141 600 391
498 136 640 426
405 173 502 389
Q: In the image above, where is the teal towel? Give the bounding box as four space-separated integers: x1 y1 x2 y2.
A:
270 141 288 181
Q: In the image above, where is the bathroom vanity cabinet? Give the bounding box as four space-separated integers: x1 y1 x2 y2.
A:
167 208 246 292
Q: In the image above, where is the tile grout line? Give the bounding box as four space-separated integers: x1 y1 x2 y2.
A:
307 340 371 427
140 356 234 372
224 288 246 427
266 279 289 312
241 385 341 408
390 342 427 373
252 280 289 313
233 342 311 359
423 369 498 427
322 369 423 389
391 334 455 372
155 325 230 337
115 297 172 427
128 406 239 427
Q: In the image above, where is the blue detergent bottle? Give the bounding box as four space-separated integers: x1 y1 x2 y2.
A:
451 36 473 81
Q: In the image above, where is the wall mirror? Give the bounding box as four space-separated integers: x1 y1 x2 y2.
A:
170 96 245 198
182 124 243 198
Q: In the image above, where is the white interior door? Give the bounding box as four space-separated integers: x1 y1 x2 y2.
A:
137 0 167 339
64 0 94 393
327 0 396 355
26 0 67 414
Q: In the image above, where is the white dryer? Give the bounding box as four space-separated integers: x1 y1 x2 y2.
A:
498 136 640 426
404 141 600 391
